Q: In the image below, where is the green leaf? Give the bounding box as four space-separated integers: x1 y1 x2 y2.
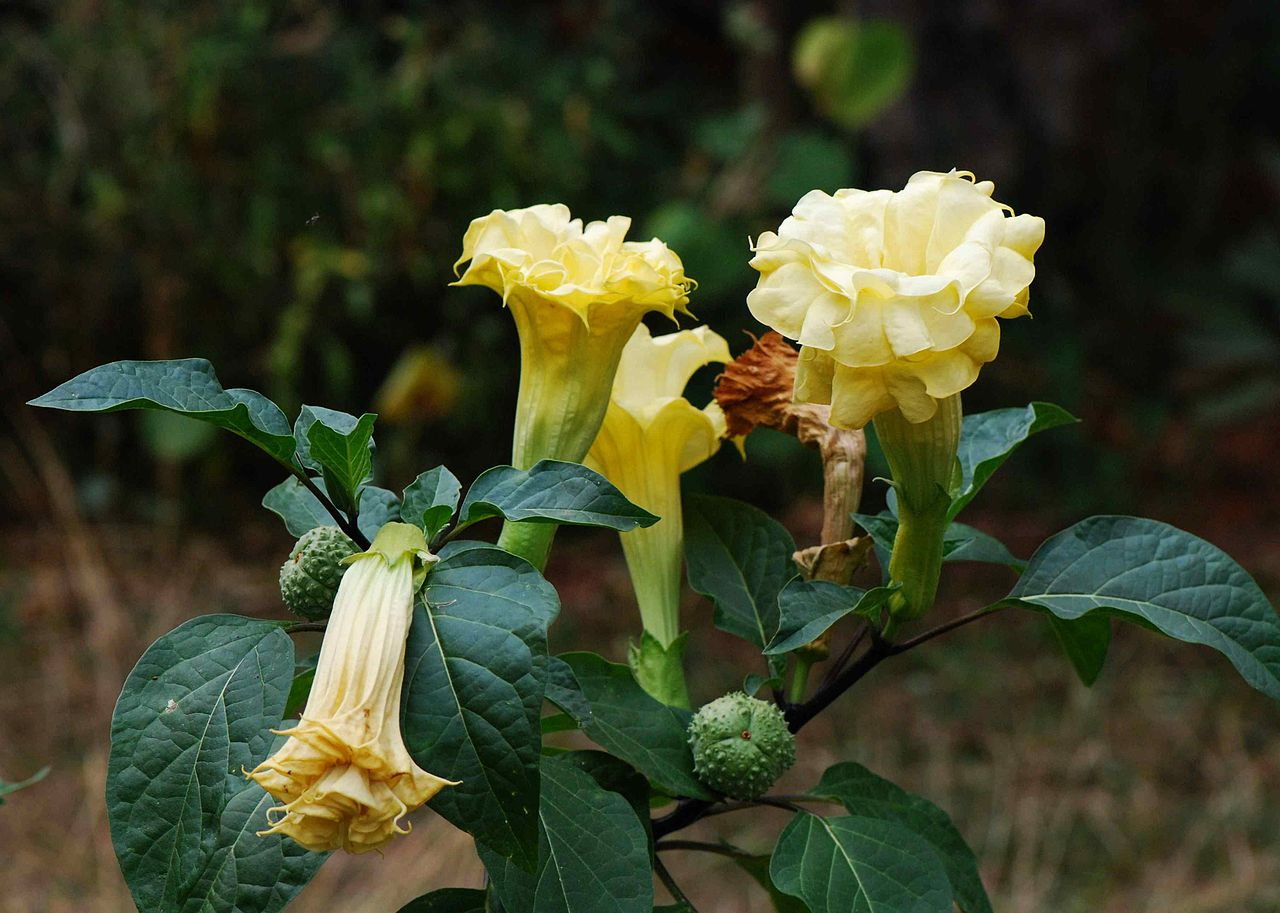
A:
480 756 653 913
1047 614 1112 687
559 750 653 842
684 494 796 650
793 18 914 130
950 402 1077 519
261 477 397 541
855 512 1023 570
456 460 658 531
29 359 297 465
809 763 992 913
766 581 894 655
743 673 784 697
544 656 593 726
1008 515 1280 699
107 615 324 913
402 547 560 871
397 888 487 913
732 855 810 913
0 766 49 805
284 664 316 719
402 466 463 539
560 653 713 800
302 408 376 515
770 812 953 913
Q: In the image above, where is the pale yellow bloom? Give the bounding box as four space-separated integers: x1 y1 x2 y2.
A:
454 204 694 469
748 170 1044 428
250 523 455 854
586 324 730 654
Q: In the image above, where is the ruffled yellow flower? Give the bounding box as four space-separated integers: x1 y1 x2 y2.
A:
250 523 455 854
454 204 694 469
748 170 1044 429
586 324 730 706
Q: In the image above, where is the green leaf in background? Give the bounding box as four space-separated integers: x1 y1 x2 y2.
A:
300 407 376 515
809 763 993 913
106 615 324 913
767 130 856 208
731 854 810 913
766 580 895 655
261 477 398 541
480 756 653 913
0 765 49 805
950 402 1078 520
28 358 297 465
684 494 797 650
560 652 713 800
770 812 953 913
402 466 463 539
396 888 487 913
456 460 658 531
1047 614 1112 687
402 547 559 871
793 17 914 130
139 410 218 462
1009 516 1280 699
544 656 593 726
855 512 1023 570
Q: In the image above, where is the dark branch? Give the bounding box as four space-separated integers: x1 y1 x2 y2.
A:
654 856 697 910
656 839 755 860
296 472 370 549
285 621 327 634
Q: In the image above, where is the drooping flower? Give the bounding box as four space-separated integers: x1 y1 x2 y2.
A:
250 523 455 854
748 170 1044 429
585 323 730 706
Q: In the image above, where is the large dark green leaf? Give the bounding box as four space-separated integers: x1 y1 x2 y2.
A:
767 580 895 656
560 653 712 800
107 615 324 913
544 656 593 726
950 402 1077 519
770 812 953 913
456 460 657 531
809 763 992 913
684 494 796 649
855 512 1022 570
1009 516 1280 699
29 359 297 465
402 547 559 871
396 889 487 913
480 756 653 913
402 466 463 539
302 408 376 515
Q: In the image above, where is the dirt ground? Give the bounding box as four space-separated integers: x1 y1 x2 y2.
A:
1 507 1278 913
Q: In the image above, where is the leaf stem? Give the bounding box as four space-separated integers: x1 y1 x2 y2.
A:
654 856 698 910
295 470 369 549
787 656 812 704
655 839 755 860
284 621 327 634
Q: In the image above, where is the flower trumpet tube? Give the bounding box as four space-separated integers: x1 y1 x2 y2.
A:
748 170 1044 430
586 324 730 706
453 205 694 570
250 523 455 854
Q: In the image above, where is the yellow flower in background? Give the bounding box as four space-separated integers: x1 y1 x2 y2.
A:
250 523 455 854
454 204 694 469
748 170 1044 429
586 324 730 707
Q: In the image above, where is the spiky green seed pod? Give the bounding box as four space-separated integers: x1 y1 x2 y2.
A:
279 526 359 620
688 692 796 800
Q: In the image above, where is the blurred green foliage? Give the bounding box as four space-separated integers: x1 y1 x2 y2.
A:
2 0 1278 529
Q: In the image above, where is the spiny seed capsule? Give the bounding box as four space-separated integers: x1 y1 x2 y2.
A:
688 692 796 800
279 526 359 621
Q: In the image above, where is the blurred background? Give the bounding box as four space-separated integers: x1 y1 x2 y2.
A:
1 1 1278 911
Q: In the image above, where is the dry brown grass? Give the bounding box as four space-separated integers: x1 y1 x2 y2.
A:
1 515 1278 913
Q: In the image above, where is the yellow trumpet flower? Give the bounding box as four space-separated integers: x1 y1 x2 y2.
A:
586 324 730 706
250 523 455 854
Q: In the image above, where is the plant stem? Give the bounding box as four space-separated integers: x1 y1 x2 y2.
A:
654 857 698 910
295 471 369 549
787 656 812 704
655 840 755 860
496 519 556 571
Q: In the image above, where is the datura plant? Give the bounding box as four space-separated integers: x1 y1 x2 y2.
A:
26 173 1280 913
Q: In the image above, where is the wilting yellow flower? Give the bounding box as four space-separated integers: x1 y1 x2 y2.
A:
454 204 694 469
748 170 1044 428
250 523 455 854
586 324 729 705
